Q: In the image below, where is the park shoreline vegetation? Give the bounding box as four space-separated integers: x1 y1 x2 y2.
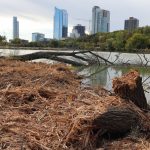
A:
0 26 150 53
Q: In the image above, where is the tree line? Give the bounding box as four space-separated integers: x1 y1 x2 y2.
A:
63 26 150 52
0 26 150 52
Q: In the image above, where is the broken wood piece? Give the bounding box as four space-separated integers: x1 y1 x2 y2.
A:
112 70 148 110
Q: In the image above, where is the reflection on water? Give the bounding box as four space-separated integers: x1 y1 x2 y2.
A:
79 65 150 104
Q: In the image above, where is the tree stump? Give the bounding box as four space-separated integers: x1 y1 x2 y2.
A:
93 107 139 134
112 70 148 110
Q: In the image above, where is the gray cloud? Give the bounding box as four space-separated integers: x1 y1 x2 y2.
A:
0 0 150 40
0 0 51 21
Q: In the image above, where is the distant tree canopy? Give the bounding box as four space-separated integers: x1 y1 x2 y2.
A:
11 38 22 45
58 26 150 52
1 26 150 52
125 33 149 50
0 35 7 45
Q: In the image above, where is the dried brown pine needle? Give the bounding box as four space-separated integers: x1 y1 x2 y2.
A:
0 59 149 150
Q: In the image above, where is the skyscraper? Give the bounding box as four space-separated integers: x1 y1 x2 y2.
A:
13 17 19 39
70 24 86 38
54 7 68 40
32 33 45 42
124 17 139 31
92 6 110 34
74 24 85 37
70 29 80 38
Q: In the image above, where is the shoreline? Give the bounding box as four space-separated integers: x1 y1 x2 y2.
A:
1 47 150 54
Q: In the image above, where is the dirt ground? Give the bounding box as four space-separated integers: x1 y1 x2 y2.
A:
0 59 149 150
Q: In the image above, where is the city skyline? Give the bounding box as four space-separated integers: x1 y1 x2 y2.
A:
0 0 150 41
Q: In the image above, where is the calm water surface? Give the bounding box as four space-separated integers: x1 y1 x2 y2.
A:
79 65 150 104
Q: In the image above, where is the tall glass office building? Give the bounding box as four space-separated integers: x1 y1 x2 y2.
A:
32 33 45 42
13 17 19 39
92 6 110 34
54 7 68 40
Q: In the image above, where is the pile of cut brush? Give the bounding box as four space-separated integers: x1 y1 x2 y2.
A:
0 58 149 150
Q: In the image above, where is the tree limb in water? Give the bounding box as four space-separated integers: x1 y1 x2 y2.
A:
88 51 113 65
10 51 114 66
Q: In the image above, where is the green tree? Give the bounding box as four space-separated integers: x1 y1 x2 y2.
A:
125 33 149 50
105 38 115 51
143 26 150 35
50 40 59 48
11 38 22 45
0 36 6 43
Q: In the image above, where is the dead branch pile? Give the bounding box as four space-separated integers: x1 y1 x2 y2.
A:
0 59 149 150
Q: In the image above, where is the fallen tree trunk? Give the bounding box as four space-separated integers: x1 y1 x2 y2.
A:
12 51 88 66
89 51 113 65
112 70 148 110
49 56 87 66
9 51 113 66
13 51 90 61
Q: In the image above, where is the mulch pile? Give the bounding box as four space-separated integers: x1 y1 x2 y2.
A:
0 59 149 150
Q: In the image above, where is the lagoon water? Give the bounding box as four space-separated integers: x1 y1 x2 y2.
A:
79 65 150 104
1 49 150 104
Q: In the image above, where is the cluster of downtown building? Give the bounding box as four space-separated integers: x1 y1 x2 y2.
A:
53 6 139 40
12 6 140 42
53 6 110 40
54 6 110 40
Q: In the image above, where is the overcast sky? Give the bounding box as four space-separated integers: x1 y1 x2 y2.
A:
0 0 150 41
